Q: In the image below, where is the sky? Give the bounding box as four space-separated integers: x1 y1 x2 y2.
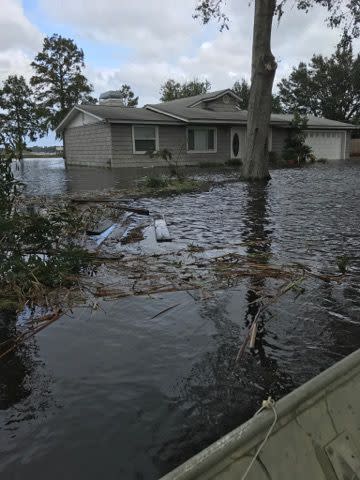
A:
1 0 359 146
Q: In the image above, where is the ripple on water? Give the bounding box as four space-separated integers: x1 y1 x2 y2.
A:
2 160 360 480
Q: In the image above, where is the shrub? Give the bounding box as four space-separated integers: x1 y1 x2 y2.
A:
148 146 186 180
0 148 92 310
282 112 313 164
144 175 168 189
336 255 350 274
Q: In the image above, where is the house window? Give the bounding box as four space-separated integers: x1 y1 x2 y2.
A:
187 127 217 153
132 126 158 153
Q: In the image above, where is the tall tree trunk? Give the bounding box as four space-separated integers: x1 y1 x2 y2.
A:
243 0 277 181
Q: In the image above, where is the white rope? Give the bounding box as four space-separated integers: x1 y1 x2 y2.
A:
240 397 278 480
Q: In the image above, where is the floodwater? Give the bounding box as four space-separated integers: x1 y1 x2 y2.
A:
2 158 360 479
15 157 233 196
13 157 147 195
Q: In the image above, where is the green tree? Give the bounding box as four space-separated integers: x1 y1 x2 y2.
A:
232 79 250 110
160 77 211 101
194 0 359 180
278 38 360 123
159 79 181 101
0 146 92 311
0 75 45 160
233 79 284 113
282 112 313 164
116 84 138 107
30 34 95 134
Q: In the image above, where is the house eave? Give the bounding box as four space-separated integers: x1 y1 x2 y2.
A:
144 105 188 122
108 119 183 125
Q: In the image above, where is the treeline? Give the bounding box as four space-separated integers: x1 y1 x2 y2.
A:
1 33 359 159
0 34 94 159
160 37 360 125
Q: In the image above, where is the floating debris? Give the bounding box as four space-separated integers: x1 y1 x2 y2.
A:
86 219 114 236
154 217 172 242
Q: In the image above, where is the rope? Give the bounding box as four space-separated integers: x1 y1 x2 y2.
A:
240 397 278 480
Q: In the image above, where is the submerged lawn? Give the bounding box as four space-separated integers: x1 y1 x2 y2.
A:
1 160 359 480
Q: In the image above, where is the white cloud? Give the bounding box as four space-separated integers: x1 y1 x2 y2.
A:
2 0 359 105
0 0 42 82
40 0 200 59
39 0 359 101
0 49 34 82
0 0 42 51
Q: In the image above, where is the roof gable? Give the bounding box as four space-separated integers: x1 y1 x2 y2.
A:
145 89 241 110
56 106 103 134
189 89 242 107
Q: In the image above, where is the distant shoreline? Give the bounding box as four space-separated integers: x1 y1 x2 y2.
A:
22 154 64 159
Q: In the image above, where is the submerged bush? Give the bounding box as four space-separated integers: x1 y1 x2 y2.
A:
144 175 169 189
282 113 313 165
0 149 92 311
336 255 350 274
148 147 186 180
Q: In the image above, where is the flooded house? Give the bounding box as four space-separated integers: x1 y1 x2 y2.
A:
56 89 355 167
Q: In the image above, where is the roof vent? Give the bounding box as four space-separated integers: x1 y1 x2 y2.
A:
99 90 125 106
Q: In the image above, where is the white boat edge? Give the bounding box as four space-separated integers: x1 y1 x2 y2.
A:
159 348 360 479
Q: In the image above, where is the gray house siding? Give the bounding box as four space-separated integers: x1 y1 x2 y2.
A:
64 123 112 167
271 127 288 156
110 124 134 168
159 125 233 165
63 120 350 168
345 131 352 159
111 124 243 167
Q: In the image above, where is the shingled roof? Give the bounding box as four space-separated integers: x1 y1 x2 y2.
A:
56 89 356 133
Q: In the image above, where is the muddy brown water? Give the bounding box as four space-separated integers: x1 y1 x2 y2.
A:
2 158 360 479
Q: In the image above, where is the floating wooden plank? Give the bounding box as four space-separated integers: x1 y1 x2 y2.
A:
71 197 131 204
71 197 149 216
154 218 172 242
86 219 114 235
112 205 149 216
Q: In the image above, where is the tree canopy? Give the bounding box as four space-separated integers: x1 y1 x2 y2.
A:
0 75 45 159
195 1 360 38
160 78 211 101
116 84 139 107
233 79 284 113
278 38 360 124
30 34 95 134
194 0 360 180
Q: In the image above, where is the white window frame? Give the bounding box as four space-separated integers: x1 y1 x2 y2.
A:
132 125 159 154
186 126 217 154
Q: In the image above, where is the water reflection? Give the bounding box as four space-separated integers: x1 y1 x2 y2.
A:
0 312 35 409
15 158 240 197
242 183 272 360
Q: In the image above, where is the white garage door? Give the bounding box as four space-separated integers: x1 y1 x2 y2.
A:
305 131 343 160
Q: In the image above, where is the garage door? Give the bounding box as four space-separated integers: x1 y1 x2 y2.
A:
305 131 343 160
